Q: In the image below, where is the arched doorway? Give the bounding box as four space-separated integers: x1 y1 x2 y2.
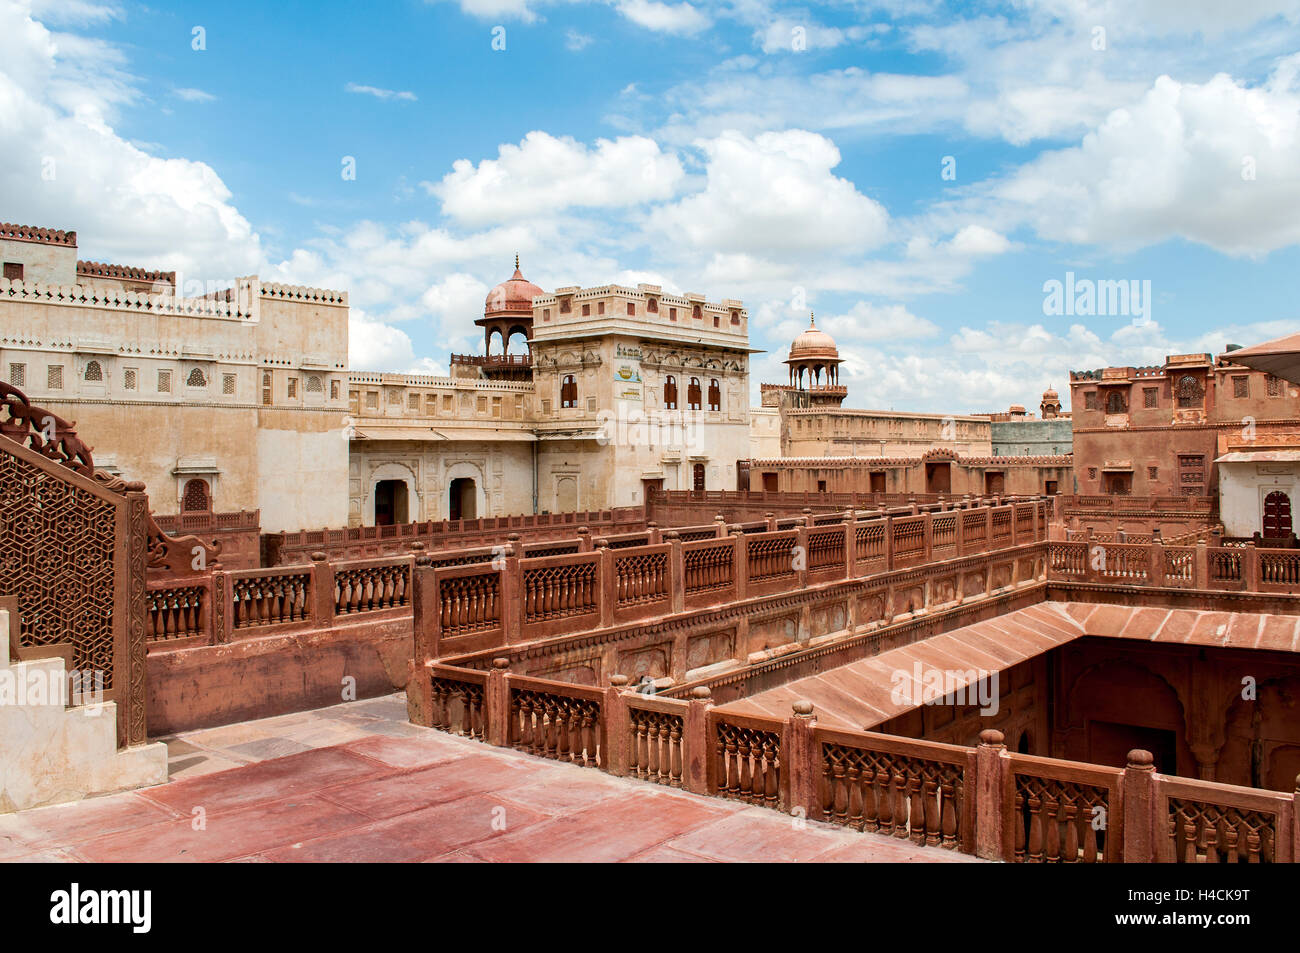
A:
1263 490 1292 538
692 463 706 495
374 480 408 526
449 477 477 521
181 478 211 512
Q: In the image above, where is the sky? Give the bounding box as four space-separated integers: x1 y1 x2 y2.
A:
2 0 1299 413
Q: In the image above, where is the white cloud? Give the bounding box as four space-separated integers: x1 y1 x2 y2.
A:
565 29 593 50
649 130 890 257
0 2 260 279
173 87 216 103
345 83 417 102
430 131 685 225
616 0 709 34
979 67 1300 255
348 311 420 371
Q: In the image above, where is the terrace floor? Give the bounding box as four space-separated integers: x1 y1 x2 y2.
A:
0 694 981 863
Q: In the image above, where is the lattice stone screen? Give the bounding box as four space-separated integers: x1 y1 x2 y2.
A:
0 437 148 747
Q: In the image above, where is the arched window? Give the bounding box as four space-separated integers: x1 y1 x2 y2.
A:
687 378 702 410
647 298 658 313
306 374 323 393
182 478 211 512
187 367 207 388
261 372 272 406
84 360 102 382
663 375 678 409
560 375 577 408
692 304 702 320
1106 391 1125 414
707 379 721 412
1177 375 1203 408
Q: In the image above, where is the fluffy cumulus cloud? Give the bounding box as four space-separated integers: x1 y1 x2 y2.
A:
0 1 261 280
429 131 686 226
616 0 709 34
981 66 1300 255
649 130 890 258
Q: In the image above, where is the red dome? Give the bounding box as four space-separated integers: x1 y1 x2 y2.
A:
485 258 543 314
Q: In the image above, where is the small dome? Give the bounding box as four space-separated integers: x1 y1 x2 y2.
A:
485 256 543 314
1042 387 1060 401
787 313 839 361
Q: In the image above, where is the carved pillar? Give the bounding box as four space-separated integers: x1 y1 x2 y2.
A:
1122 749 1158 863
666 531 684 613
785 701 819 819
597 539 614 628
975 729 1009 860
605 675 631 775
122 490 149 748
308 551 335 625
485 658 511 747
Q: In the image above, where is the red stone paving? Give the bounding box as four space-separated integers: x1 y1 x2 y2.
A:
0 728 980 863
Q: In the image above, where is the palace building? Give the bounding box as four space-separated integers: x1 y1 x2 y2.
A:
0 222 350 533
748 315 1074 497
1 221 754 530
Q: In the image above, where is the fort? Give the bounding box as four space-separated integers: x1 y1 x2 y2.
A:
1 219 1299 864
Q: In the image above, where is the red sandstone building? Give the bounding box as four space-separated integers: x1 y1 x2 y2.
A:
1069 351 1299 504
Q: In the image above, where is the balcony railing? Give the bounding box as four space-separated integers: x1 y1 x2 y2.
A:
413 667 1300 864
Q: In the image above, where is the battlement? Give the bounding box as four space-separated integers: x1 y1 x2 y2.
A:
0 277 254 320
0 222 76 247
0 274 349 320
258 281 348 306
76 260 176 285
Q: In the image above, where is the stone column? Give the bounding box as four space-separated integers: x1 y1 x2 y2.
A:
1122 749 1157 862
308 551 334 626
975 728 1009 860
785 700 819 819
485 658 511 747
604 674 631 775
685 686 713 795
666 531 684 613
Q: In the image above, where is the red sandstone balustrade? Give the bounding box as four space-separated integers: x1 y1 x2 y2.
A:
146 579 211 645
407 667 1300 863
518 550 601 638
743 529 800 597
332 555 413 616
610 543 671 624
681 537 738 609
616 690 696 789
507 674 606 768
815 725 976 853
1005 752 1124 862
1046 536 1300 595
708 709 786 809
227 567 312 633
271 505 646 564
1151 772 1295 863
426 664 489 740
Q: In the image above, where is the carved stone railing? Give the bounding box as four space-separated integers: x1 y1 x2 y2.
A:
146 581 210 644
1048 535 1300 594
411 676 1300 863
333 556 411 615
818 726 973 852
1006 753 1122 862
416 499 1050 660
269 505 646 564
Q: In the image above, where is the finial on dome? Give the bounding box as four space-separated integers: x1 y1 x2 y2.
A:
515 253 519 270
810 312 815 327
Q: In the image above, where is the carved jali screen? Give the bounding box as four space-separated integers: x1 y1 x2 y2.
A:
0 445 119 688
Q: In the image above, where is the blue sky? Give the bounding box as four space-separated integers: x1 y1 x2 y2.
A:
3 0 1300 412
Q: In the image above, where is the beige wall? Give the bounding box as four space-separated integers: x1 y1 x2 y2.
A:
0 272 350 532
